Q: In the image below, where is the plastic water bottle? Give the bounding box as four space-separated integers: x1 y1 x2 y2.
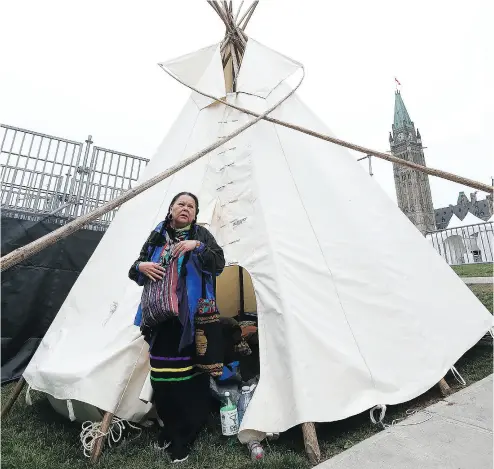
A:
237 386 253 424
220 392 239 436
248 441 265 461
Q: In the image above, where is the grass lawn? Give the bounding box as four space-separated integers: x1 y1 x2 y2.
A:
469 284 493 314
2 283 492 469
451 263 493 277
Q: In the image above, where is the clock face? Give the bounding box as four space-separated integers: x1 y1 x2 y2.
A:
397 132 404 142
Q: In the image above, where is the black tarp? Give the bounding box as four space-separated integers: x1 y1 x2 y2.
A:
1 216 104 383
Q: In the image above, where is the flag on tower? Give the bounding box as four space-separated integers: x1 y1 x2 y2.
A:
395 77 401 86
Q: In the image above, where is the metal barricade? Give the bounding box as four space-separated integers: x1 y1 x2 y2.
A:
79 146 150 226
0 124 149 230
426 222 494 265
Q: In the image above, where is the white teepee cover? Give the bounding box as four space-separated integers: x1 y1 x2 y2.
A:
24 39 492 436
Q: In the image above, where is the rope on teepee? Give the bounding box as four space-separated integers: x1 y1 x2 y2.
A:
370 404 433 429
369 404 387 426
0 66 305 273
80 417 141 458
450 366 466 386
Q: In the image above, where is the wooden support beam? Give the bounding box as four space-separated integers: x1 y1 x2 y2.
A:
240 0 258 30
301 422 321 465
212 0 234 32
239 267 245 315
223 0 230 16
234 0 245 22
181 89 493 194
207 0 225 21
237 0 256 27
1 376 26 418
90 411 114 464
230 43 240 85
438 377 452 397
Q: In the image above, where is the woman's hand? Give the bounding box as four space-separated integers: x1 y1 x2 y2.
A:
138 262 165 282
173 240 198 258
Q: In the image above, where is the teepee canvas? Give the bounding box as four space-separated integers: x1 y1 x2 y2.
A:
23 17 491 443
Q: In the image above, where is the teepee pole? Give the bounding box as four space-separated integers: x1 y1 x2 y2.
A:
237 0 256 28
301 422 321 465
212 1 232 31
1 376 26 418
169 73 492 194
230 43 240 82
234 0 245 22
90 411 114 464
438 377 452 396
239 0 258 30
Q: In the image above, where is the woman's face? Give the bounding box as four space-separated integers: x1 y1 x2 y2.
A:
170 195 196 228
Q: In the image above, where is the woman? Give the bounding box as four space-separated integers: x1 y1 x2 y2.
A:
129 192 225 463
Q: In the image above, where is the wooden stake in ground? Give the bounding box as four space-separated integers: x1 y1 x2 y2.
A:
1 376 26 418
301 422 321 465
438 377 452 397
90 411 114 464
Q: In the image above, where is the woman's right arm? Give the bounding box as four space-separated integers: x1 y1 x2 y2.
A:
128 222 164 285
128 235 153 285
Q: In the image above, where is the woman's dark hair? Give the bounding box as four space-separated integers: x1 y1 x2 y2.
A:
166 192 200 273
167 192 200 224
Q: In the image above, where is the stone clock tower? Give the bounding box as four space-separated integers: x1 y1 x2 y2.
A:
390 90 436 234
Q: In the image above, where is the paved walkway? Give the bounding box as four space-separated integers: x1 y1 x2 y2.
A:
318 375 493 469
461 276 493 285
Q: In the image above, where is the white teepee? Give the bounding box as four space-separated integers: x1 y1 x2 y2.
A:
24 28 491 442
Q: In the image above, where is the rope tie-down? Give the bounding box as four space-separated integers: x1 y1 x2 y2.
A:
80 417 142 458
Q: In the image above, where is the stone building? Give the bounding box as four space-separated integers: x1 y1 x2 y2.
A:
389 91 436 234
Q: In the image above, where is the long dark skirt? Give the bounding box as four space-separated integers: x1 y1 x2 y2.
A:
150 317 210 459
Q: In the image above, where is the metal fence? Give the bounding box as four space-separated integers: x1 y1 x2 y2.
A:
0 124 149 230
426 222 494 265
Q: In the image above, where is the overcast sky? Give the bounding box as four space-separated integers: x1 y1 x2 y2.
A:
0 0 492 209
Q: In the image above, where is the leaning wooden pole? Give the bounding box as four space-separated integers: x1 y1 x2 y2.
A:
90 411 114 464
0 68 305 273
1 376 26 418
438 377 452 397
173 79 493 195
301 422 321 465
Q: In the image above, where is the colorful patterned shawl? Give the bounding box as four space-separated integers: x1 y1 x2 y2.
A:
140 226 189 327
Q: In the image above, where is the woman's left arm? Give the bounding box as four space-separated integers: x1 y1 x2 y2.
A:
196 228 225 275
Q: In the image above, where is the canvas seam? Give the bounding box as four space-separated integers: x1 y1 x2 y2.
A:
244 103 299 409
272 123 378 390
